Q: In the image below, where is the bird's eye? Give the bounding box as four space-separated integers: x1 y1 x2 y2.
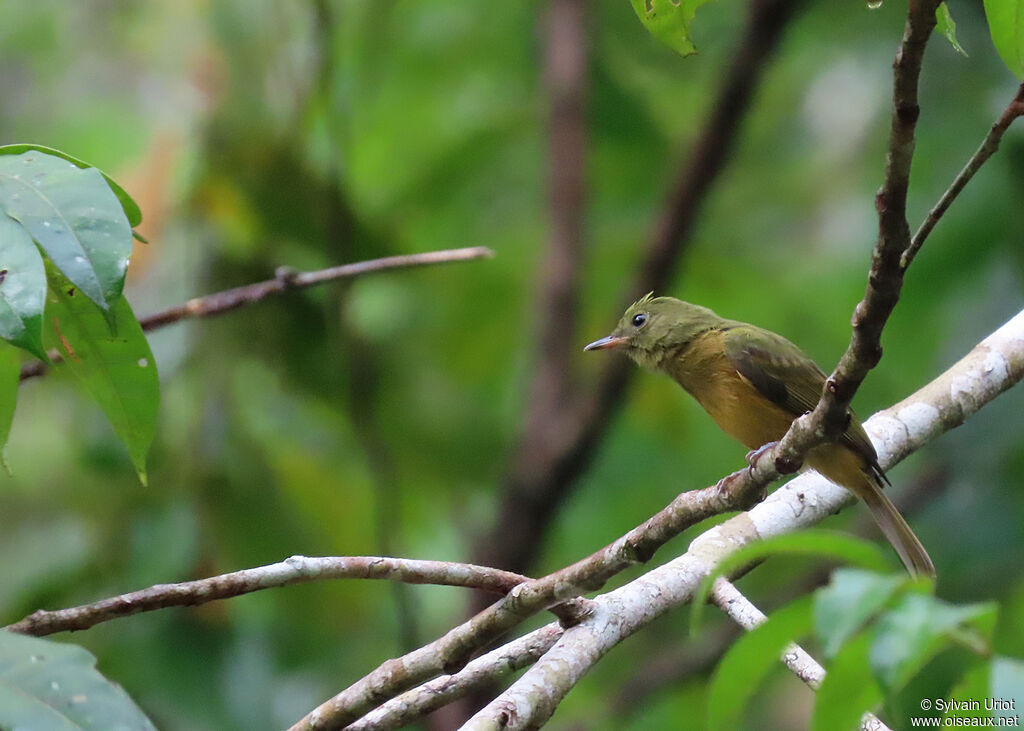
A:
632 313 647 328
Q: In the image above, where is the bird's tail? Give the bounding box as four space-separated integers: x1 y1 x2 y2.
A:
859 482 936 579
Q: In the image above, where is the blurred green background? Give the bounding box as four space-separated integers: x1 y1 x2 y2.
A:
1 1 1023 729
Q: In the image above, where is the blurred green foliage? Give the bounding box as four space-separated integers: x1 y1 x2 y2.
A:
1 0 1023 729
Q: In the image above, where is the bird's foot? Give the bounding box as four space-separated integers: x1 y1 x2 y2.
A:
745 442 779 472
746 441 802 476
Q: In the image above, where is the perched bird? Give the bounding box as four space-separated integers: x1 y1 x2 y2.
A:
585 293 935 578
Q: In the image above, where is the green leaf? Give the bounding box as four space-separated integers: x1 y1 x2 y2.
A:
0 150 133 311
0 213 47 359
812 632 884 731
691 530 890 633
871 594 997 691
0 144 142 228
0 341 19 473
0 631 156 730
43 264 158 484
983 0 1024 79
944 661 993 721
990 656 1024 721
707 595 814 731
815 568 908 658
629 0 716 57
936 3 968 56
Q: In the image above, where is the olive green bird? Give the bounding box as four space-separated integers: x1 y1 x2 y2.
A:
585 294 935 578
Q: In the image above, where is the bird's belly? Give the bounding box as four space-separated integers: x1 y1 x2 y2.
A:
691 370 796 451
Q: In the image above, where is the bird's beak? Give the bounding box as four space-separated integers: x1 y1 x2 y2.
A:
584 335 628 352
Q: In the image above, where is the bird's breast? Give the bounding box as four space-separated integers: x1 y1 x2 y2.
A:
668 334 795 451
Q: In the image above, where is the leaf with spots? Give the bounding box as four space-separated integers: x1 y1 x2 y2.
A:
0 144 142 228
0 213 47 359
936 3 968 57
44 263 159 484
0 631 156 730
630 0 718 56
0 149 133 312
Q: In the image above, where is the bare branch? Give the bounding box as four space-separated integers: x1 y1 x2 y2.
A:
902 82 1024 269
710 579 893 731
290 459 770 729
18 246 495 382
347 625 563 731
480 0 808 580
743 0 945 487
462 306 1024 729
5 555 525 637
812 0 940 431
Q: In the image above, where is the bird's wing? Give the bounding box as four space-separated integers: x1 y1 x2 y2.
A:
722 324 883 473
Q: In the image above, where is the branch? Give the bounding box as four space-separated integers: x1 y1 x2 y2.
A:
480 0 807 579
294 298 1024 729
290 457 772 729
471 0 589 584
5 555 526 636
611 465 947 717
18 246 494 381
902 82 1024 269
462 306 1024 729
346 625 563 731
710 579 893 731
741 0 944 489
810 0 939 434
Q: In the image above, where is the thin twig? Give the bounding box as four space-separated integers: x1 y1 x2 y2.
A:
902 82 1024 269
710 579 893 731
18 246 494 382
5 555 526 636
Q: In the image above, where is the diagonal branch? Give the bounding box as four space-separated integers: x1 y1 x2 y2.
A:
473 0 589 581
749 0 942 479
902 82 1024 270
479 0 808 579
325 309 1021 730
346 625 564 731
710 579 893 731
811 0 940 434
290 459 768 730
18 246 494 381
5 555 526 636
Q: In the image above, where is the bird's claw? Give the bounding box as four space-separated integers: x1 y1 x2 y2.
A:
745 441 779 472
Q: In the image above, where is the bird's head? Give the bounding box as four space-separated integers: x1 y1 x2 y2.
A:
584 294 721 369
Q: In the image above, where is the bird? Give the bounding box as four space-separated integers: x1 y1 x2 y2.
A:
584 293 935 578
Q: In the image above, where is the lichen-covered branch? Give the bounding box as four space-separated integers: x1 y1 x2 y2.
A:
5 555 525 636
710 579 893 731
290 462 769 730
346 625 563 731
462 307 1024 729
